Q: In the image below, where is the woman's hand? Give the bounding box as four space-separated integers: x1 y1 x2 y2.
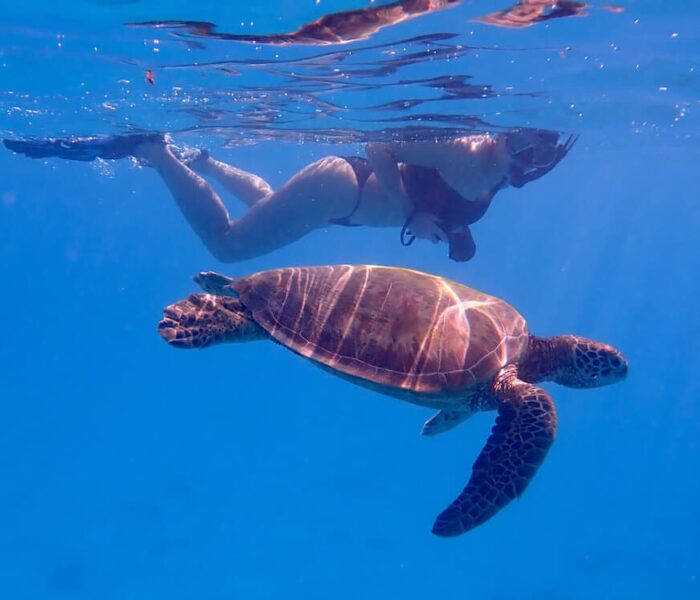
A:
405 211 448 243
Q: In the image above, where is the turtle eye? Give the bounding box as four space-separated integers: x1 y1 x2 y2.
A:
571 341 628 387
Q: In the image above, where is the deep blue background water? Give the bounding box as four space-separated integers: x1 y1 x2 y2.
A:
1 2 699 598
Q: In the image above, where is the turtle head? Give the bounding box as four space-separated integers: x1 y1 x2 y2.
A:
552 335 628 388
521 335 627 388
193 271 238 297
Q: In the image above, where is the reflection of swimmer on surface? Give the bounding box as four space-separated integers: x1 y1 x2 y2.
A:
474 0 622 29
3 130 575 263
130 0 462 46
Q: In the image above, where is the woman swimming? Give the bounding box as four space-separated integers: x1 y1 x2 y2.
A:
4 129 575 262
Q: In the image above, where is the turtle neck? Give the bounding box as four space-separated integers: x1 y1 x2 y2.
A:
517 335 567 383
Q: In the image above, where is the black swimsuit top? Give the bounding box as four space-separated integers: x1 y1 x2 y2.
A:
329 156 504 262
329 156 493 227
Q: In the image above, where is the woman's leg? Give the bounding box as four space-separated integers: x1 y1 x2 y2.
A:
138 143 359 262
137 143 234 259
217 155 358 261
191 154 273 207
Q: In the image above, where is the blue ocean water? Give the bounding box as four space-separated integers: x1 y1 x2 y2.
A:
1 1 699 598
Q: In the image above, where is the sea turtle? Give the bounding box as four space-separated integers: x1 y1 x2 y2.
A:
158 265 627 536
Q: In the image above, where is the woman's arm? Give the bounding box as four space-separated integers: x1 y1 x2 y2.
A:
364 142 408 204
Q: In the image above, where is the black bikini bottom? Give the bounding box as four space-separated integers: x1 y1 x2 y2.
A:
328 156 373 227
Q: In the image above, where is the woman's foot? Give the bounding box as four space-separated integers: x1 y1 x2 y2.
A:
131 138 171 167
172 145 209 168
134 139 209 170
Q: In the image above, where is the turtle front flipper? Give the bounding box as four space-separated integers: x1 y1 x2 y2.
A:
432 365 557 536
158 293 266 349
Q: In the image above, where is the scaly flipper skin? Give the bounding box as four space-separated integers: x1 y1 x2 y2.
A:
158 293 266 348
432 365 557 536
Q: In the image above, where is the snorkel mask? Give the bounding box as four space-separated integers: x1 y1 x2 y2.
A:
507 129 578 188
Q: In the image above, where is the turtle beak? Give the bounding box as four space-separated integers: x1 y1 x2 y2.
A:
609 350 629 382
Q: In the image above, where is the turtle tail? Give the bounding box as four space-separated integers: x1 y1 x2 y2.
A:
158 293 266 349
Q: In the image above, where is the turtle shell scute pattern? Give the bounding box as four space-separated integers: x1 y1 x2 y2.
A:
233 265 528 396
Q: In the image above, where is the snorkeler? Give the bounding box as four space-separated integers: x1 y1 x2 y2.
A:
3 129 575 262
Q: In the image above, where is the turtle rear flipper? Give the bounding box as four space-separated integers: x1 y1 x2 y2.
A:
158 293 266 349
193 271 238 296
432 366 557 536
421 409 474 436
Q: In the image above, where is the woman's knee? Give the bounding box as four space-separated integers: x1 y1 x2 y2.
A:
208 237 254 263
201 227 247 263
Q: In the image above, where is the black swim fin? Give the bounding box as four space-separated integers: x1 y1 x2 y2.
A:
3 132 164 161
